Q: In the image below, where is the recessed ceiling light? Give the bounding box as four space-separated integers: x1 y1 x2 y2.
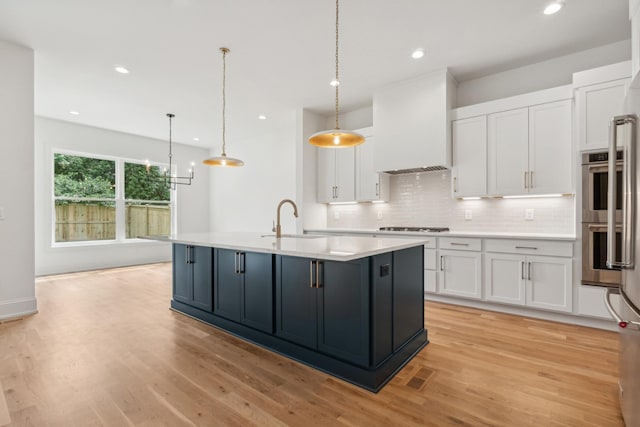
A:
411 48 425 59
114 66 130 74
69 111 80 115
258 115 267 120
193 137 200 141
544 1 564 15
329 79 340 87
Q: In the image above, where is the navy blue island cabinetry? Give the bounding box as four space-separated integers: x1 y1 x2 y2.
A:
170 239 427 392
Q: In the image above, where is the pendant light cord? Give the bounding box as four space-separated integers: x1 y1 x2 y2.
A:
221 48 228 156
335 0 340 130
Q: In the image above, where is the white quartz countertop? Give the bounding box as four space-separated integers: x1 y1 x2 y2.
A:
304 228 576 241
147 232 429 261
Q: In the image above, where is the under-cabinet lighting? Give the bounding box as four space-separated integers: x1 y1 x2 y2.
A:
502 194 564 199
460 197 481 201
371 200 386 204
329 201 357 205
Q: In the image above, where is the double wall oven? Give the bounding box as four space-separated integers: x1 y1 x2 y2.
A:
581 150 622 287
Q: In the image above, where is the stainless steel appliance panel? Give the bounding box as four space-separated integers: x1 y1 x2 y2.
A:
581 222 621 287
619 300 640 427
582 151 623 223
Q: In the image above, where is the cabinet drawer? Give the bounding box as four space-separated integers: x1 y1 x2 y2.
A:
424 249 437 270
485 239 573 257
439 237 482 251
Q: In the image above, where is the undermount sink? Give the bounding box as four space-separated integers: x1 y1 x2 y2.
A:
260 233 325 239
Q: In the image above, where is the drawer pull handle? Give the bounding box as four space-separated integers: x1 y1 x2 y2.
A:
450 242 469 246
515 246 538 250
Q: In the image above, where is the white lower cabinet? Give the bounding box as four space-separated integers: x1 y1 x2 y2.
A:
484 239 573 313
423 240 438 293
438 249 482 300
485 253 526 305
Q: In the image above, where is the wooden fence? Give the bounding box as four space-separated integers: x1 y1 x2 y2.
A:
55 203 170 242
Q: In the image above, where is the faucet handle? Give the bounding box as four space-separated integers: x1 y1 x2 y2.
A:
272 220 276 233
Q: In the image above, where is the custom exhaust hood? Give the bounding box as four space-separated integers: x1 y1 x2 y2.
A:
373 69 457 174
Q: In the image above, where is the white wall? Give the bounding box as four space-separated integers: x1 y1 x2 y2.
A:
0 40 37 320
457 40 631 106
209 111 299 233
325 106 374 131
327 170 575 235
35 117 211 276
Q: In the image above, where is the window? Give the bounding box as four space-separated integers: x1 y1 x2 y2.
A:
53 152 173 244
124 162 171 238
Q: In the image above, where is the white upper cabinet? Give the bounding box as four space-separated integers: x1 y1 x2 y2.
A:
631 0 640 79
528 100 573 194
487 108 529 196
453 85 573 197
451 116 487 198
355 128 389 202
373 69 456 172
573 61 631 151
317 147 355 203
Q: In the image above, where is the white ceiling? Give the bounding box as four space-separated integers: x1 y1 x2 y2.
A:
0 0 631 150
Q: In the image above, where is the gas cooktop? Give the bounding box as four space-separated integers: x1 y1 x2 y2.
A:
379 226 449 232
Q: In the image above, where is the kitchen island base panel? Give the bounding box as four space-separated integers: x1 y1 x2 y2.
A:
170 300 428 392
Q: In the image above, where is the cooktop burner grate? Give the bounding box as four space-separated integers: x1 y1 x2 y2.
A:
379 226 449 232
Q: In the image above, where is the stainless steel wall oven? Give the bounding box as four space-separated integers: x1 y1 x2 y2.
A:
581 151 622 287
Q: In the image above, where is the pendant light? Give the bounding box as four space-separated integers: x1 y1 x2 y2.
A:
146 113 195 190
203 47 244 167
308 0 365 148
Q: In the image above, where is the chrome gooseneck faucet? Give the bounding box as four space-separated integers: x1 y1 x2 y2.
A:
274 199 299 238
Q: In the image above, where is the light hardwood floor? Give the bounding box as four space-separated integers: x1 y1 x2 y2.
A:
0 263 624 427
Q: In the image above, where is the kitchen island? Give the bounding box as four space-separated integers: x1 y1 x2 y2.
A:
160 232 428 392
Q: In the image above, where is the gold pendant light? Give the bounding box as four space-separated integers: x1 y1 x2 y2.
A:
203 47 245 167
309 0 364 148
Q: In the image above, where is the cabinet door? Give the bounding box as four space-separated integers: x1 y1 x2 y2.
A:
191 246 213 312
172 244 192 305
452 116 487 197
487 108 529 196
317 149 336 203
576 78 630 151
438 249 482 299
334 147 355 202
528 100 572 194
356 133 389 201
484 253 525 306
317 258 370 366
526 256 572 313
275 256 317 349
214 248 242 321
241 252 273 333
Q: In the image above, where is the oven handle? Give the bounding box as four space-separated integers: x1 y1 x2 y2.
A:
587 163 622 174
607 114 636 269
604 287 640 329
588 224 622 232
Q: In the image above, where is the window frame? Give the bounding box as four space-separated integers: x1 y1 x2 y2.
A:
51 149 175 247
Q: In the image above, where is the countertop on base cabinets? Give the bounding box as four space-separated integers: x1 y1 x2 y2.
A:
146 232 429 261
304 228 576 241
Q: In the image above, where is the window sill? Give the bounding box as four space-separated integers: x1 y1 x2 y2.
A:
51 238 170 249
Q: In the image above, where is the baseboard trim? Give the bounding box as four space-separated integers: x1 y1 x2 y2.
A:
0 297 38 322
424 294 617 331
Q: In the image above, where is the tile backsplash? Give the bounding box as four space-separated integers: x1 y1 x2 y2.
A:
327 170 575 234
